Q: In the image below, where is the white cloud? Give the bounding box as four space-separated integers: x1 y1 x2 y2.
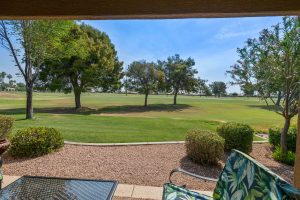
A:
211 18 277 41
214 28 261 40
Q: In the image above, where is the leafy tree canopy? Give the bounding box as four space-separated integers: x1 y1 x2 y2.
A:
0 20 73 118
158 54 198 104
210 81 227 97
196 78 211 96
127 60 164 106
228 17 300 154
40 22 123 109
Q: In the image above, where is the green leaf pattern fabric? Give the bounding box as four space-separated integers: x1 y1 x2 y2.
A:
213 150 300 200
163 183 213 200
163 150 300 200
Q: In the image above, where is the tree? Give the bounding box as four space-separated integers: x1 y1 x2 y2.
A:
122 73 129 96
6 74 15 87
253 17 300 155
0 20 72 119
127 61 164 106
196 78 211 96
226 47 256 97
16 82 26 91
210 81 227 97
231 17 300 155
41 23 123 109
158 54 198 105
6 74 12 82
0 72 6 91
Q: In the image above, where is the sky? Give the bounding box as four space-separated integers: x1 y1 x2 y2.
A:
0 17 282 93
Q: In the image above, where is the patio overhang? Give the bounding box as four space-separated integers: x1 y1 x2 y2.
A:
1 0 300 191
1 0 300 19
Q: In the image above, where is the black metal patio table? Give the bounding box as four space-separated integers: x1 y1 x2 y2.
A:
0 176 118 200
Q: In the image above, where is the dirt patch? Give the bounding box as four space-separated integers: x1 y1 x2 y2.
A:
214 119 226 123
2 143 293 191
0 92 23 98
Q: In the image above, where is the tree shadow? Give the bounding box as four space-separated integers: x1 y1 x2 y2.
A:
97 104 192 114
0 108 26 115
247 104 281 112
0 104 192 116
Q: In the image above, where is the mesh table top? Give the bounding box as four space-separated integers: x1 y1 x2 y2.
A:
0 176 117 200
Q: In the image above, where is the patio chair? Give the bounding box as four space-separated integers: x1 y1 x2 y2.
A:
163 149 300 200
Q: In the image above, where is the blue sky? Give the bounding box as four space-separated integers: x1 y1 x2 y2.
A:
0 17 282 92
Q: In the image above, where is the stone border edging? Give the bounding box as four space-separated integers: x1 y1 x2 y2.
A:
254 134 269 143
64 140 185 146
65 140 268 146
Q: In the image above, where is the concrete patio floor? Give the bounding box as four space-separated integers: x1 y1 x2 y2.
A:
2 175 213 199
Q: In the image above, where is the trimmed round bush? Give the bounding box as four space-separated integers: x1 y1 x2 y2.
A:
217 122 253 154
0 115 14 140
269 126 296 152
185 129 224 165
10 127 64 158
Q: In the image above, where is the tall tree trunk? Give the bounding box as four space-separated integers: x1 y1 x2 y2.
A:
281 117 291 155
173 91 178 105
26 84 33 119
144 92 148 107
276 91 282 106
74 89 81 109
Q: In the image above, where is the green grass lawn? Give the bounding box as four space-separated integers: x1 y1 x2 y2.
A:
0 92 287 143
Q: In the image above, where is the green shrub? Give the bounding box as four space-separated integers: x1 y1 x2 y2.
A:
185 129 224 165
272 146 295 166
0 115 14 140
217 122 254 154
269 127 297 152
10 127 64 158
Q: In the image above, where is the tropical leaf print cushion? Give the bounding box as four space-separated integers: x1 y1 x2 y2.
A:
163 183 213 200
213 150 300 200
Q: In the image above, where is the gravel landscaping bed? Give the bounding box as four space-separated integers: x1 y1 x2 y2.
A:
2 143 293 191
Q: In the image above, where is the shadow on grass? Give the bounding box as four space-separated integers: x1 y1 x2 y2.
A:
0 104 192 116
247 104 281 112
97 104 192 114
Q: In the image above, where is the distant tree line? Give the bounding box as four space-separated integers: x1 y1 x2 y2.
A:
124 55 230 106
0 20 230 119
0 71 25 91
